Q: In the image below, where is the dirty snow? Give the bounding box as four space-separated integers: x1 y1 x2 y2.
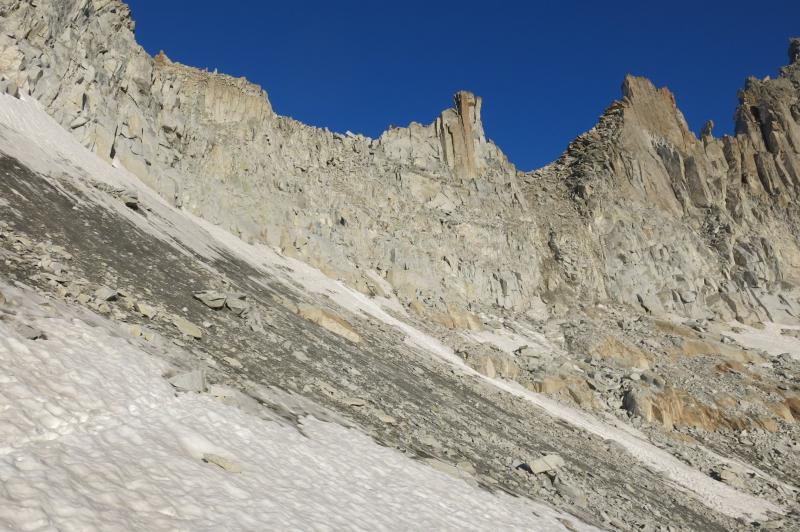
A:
725 321 800 361
465 326 552 355
0 283 592 531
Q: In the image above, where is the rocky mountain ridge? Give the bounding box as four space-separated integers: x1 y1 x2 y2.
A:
2 1 800 530
3 1 800 330
4 0 797 330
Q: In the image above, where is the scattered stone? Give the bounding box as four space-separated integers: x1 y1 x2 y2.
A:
168 369 207 393
530 454 565 474
136 302 158 319
225 294 249 316
223 356 243 369
120 189 139 209
0 290 6 306
375 409 397 425
193 290 226 309
780 328 800 339
69 115 89 129
173 316 202 339
94 286 117 301
17 323 46 340
419 434 441 449
712 467 746 489
346 397 366 407
292 350 309 362
202 453 242 474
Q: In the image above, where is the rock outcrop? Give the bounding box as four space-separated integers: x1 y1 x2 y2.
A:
1 0 799 329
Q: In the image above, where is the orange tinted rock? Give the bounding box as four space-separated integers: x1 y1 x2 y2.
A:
588 336 650 370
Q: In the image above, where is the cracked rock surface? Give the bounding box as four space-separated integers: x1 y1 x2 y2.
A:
0 2 799 530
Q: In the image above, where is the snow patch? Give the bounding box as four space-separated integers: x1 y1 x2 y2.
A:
726 321 800 361
0 282 592 531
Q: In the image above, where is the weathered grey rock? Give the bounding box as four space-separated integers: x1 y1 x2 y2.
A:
458 345 520 379
136 302 158 319
222 356 243 369
120 189 139 209
168 369 206 393
715 468 746 489
2 8 800 527
530 454 565 474
17 323 45 340
291 350 309 362
224 294 248 316
5 0 800 330
94 286 117 301
173 316 202 339
193 290 226 309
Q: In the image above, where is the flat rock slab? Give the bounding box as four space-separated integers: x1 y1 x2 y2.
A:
173 316 202 339
168 369 207 393
136 302 159 319
530 454 565 474
94 286 117 301
194 290 226 309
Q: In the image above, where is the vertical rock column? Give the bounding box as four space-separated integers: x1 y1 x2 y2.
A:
436 91 483 179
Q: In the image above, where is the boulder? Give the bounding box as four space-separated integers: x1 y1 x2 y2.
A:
168 369 207 393
530 454 565 474
136 302 159 319
225 294 249 316
173 316 202 339
94 286 117 301
120 189 139 209
193 290 226 309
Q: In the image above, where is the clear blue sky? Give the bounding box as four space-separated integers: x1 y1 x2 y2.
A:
126 0 799 171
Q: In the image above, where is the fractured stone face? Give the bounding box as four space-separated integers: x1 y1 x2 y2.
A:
2 0 800 328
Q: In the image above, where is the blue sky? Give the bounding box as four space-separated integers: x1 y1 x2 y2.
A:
126 0 799 170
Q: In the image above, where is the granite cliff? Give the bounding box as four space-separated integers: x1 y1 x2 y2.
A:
1 2 799 529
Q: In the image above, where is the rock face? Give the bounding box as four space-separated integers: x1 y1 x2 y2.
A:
1 0 800 327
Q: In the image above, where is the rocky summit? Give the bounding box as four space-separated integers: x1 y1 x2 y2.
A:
0 1 799 531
